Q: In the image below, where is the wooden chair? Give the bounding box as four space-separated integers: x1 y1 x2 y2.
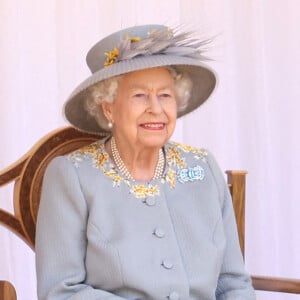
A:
0 126 299 299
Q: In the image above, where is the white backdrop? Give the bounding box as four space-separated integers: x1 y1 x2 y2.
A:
1 1 300 299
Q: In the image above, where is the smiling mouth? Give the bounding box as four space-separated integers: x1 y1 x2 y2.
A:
140 123 165 130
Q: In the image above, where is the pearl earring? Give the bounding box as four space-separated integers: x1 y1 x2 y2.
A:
108 121 113 129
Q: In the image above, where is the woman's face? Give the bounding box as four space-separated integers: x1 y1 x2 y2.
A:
103 67 177 150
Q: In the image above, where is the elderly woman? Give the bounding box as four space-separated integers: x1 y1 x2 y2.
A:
35 25 256 300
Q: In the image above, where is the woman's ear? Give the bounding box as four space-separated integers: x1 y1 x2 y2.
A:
101 101 113 122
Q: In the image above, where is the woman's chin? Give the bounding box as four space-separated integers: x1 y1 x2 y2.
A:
137 135 169 149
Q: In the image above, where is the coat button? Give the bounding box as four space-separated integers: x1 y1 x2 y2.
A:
153 228 165 238
162 259 173 269
144 197 156 206
168 291 180 300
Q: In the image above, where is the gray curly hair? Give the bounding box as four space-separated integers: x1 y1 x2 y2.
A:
85 67 193 130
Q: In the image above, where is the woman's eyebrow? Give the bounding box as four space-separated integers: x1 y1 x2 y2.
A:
128 84 174 90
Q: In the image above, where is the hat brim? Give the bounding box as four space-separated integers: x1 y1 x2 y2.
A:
64 54 217 134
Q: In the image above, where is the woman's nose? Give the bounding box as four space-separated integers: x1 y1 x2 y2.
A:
148 94 163 114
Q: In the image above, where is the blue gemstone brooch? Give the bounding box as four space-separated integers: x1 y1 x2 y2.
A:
176 165 205 184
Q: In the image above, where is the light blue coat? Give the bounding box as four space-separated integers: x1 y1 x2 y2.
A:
35 138 256 300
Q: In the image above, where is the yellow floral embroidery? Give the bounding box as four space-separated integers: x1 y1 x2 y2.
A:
78 143 103 155
68 141 105 166
166 147 186 168
104 170 124 184
130 185 160 198
172 142 208 162
166 168 176 189
95 152 109 168
104 47 119 66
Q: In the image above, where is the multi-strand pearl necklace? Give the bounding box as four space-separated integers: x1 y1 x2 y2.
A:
110 136 165 181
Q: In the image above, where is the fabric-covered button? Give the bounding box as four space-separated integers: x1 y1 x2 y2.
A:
144 197 156 206
168 291 180 300
153 228 165 238
168 292 180 300
162 259 173 269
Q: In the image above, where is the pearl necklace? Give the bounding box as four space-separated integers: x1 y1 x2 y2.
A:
110 136 165 181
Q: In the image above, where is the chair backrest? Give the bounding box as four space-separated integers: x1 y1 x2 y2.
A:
0 281 17 300
0 127 102 249
225 170 247 256
0 126 299 298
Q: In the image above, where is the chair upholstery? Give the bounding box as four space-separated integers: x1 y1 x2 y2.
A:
0 126 299 298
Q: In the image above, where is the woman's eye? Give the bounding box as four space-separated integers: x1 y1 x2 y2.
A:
160 93 171 98
134 93 146 98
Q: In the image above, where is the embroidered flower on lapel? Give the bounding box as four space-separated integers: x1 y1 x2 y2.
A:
173 142 208 162
166 168 176 189
95 152 109 168
130 184 160 198
104 169 124 185
166 147 186 168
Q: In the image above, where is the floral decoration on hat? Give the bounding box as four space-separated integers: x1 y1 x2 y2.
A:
103 27 211 67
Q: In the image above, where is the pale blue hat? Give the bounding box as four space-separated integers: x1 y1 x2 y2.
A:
64 24 217 134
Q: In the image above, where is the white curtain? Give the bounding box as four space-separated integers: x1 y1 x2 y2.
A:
1 1 299 299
